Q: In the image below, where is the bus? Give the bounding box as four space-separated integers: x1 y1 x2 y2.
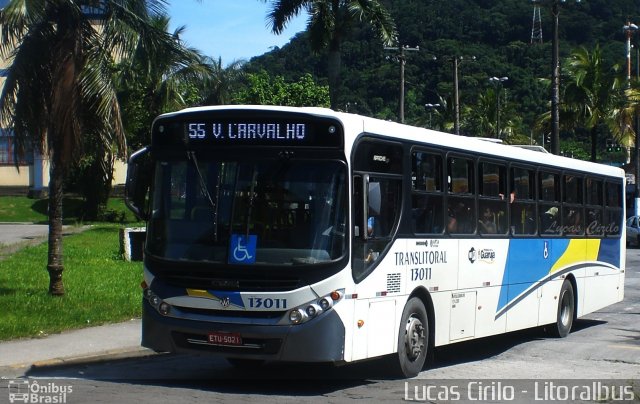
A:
125 105 626 377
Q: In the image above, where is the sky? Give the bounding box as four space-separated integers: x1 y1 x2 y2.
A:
166 1 308 65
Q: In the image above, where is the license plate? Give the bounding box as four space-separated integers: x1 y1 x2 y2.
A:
208 332 243 346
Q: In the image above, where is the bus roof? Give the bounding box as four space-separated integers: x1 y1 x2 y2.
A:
157 105 625 179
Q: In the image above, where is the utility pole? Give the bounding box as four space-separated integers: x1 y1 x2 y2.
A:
533 0 582 155
385 44 419 123
489 76 509 139
550 1 560 155
449 55 475 136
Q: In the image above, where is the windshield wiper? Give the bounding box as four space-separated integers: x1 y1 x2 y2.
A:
187 151 219 241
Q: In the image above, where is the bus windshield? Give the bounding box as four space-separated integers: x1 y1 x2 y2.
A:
146 155 347 266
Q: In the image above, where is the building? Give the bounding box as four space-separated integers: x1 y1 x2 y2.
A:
0 0 126 196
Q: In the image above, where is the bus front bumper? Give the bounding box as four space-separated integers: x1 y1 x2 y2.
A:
141 299 346 363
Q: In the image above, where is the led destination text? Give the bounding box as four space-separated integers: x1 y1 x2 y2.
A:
187 122 307 141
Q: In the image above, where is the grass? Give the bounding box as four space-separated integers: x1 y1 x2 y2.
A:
0 195 139 224
0 225 143 341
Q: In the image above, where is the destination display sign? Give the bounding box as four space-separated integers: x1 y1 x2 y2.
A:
151 111 343 149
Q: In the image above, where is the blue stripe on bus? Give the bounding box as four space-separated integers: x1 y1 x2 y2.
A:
498 239 570 314
597 238 620 267
497 238 620 316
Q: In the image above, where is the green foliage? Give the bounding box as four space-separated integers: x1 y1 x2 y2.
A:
236 71 330 107
248 0 640 157
0 226 142 340
0 196 139 225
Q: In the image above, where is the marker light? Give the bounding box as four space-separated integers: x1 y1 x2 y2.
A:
330 290 342 301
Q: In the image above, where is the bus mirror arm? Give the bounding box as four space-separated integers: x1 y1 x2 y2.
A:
125 146 152 221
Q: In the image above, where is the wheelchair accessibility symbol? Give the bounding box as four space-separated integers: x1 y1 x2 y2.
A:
229 234 257 264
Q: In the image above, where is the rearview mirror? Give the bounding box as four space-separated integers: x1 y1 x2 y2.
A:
125 147 152 220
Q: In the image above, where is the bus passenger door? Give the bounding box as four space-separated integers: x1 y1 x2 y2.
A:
351 173 404 361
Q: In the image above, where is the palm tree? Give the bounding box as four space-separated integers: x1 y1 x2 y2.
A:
199 57 246 106
262 0 396 109
0 0 183 295
117 14 216 150
562 45 624 162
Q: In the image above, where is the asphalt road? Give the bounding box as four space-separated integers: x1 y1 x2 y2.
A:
3 249 639 404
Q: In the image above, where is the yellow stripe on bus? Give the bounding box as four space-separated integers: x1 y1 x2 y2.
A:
186 289 214 299
550 239 601 274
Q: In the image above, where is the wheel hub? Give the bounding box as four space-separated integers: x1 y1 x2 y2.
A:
405 315 425 361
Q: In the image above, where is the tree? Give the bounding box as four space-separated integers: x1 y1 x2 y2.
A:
117 14 216 151
199 57 246 106
0 0 181 295
561 45 624 162
236 71 330 107
262 0 396 109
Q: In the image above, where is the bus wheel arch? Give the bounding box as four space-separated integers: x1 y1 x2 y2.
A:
394 288 434 378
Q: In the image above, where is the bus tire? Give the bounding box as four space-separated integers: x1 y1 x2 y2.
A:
395 297 428 378
551 280 575 338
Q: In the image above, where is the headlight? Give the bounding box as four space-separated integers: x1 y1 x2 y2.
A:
287 289 344 325
159 302 171 315
289 309 304 324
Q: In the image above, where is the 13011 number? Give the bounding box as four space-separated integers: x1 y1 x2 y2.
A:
248 297 287 309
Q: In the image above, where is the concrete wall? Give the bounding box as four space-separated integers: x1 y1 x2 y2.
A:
0 158 126 188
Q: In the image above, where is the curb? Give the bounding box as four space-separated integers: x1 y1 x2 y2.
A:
30 347 155 369
2 347 156 374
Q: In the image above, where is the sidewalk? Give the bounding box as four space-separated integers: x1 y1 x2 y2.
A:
0 319 150 372
0 223 150 375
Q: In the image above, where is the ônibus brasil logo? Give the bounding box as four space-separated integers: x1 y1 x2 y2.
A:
8 380 73 403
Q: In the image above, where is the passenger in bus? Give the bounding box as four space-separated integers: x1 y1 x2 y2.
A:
478 206 497 234
565 209 582 235
500 191 516 203
447 207 458 233
541 206 559 233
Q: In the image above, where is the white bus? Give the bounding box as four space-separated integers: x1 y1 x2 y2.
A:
125 105 626 377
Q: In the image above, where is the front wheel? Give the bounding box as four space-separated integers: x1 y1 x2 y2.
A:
550 280 575 338
395 297 429 378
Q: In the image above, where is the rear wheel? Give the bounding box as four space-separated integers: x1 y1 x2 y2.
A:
395 297 428 378
550 280 575 338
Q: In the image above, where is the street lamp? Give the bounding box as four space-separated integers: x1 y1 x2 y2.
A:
532 0 582 156
489 76 509 139
424 103 440 128
385 44 420 123
627 22 640 216
624 22 638 84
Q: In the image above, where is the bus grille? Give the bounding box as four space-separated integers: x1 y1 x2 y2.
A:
160 274 302 292
177 306 286 319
